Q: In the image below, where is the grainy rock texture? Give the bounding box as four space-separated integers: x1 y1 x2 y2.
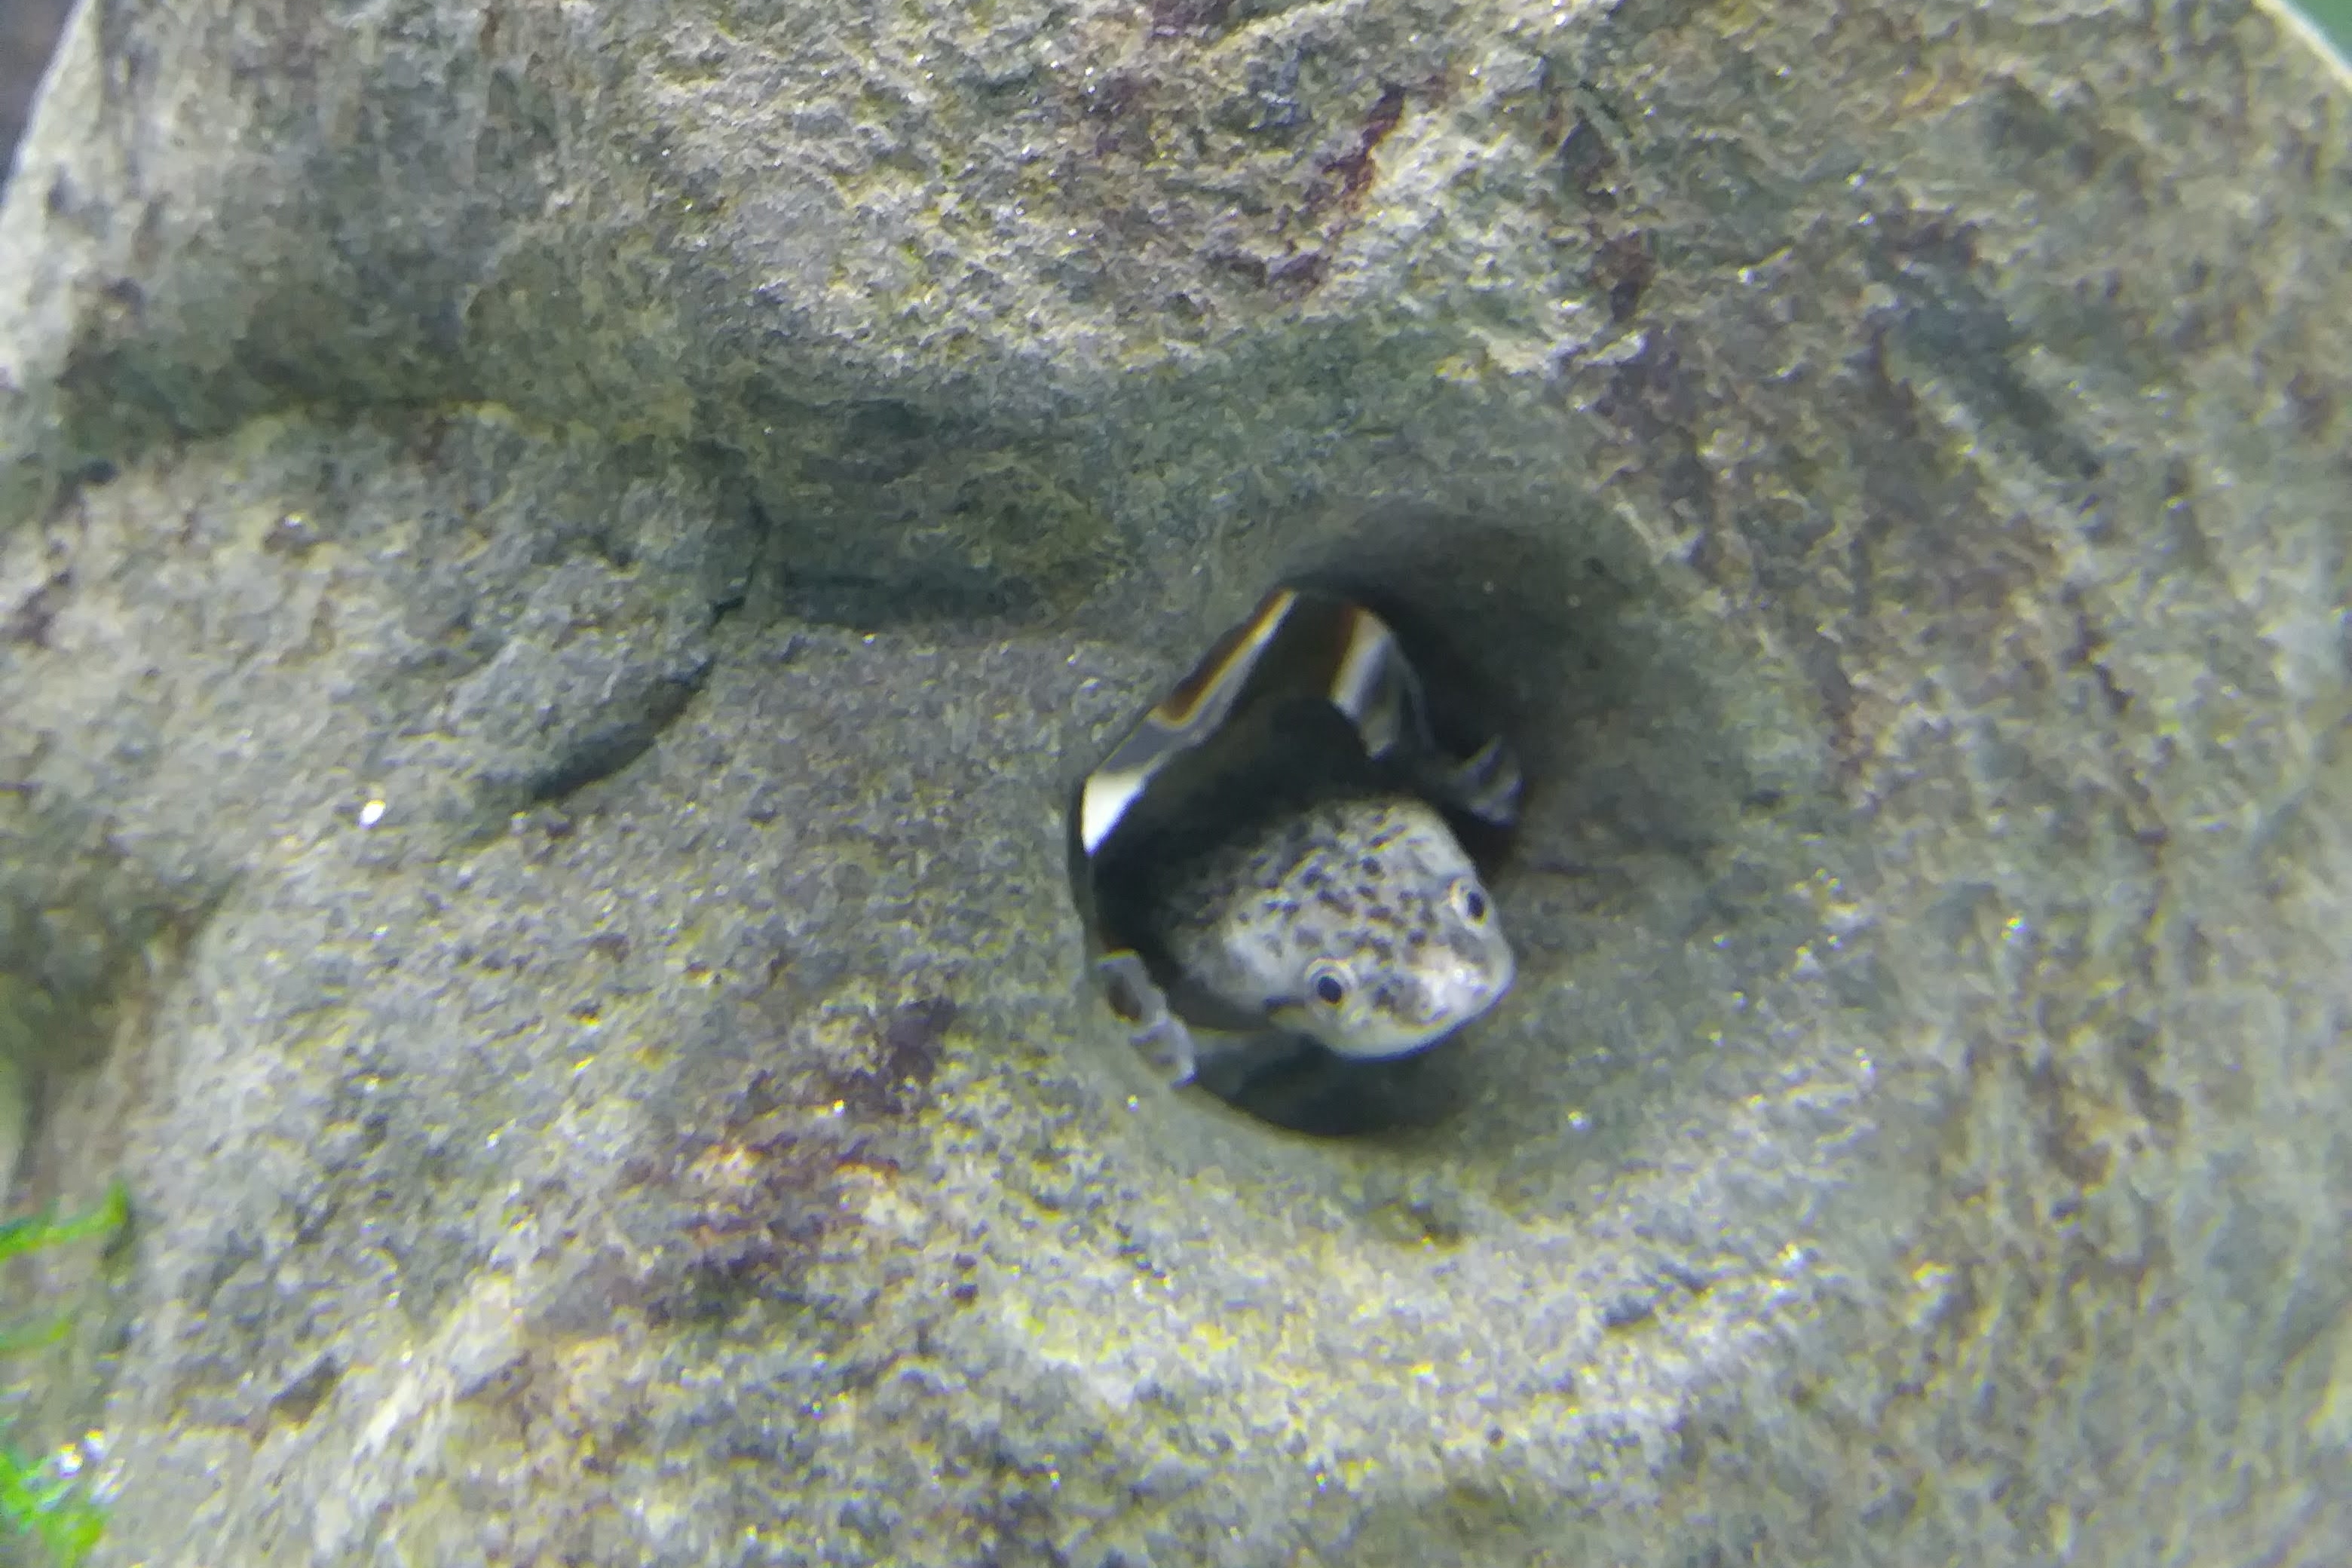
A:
2 0 2348 1563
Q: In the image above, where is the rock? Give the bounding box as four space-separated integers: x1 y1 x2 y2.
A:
435 553 721 824
2 0 2348 1563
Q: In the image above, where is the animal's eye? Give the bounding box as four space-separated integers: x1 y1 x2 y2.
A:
1450 877 1490 924
1306 960 1352 1009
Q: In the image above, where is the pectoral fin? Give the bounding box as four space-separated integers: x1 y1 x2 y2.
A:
1095 951 1200 1086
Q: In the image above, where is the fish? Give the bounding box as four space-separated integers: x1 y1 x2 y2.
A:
1072 586 1521 1087
1141 792 1514 1061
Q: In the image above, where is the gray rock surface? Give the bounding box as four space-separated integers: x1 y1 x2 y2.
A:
2 0 2347 1563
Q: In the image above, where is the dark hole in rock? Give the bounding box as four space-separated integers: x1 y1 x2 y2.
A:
1072 522 1602 1138
268 1354 343 1427
522 665 709 804
1600 1293 1658 1331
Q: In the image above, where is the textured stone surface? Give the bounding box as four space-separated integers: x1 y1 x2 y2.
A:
1 0 2348 1563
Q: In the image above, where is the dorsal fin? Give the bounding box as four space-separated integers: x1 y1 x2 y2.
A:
1077 588 1435 857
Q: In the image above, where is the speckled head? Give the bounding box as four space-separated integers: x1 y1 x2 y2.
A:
1160 794 1515 1060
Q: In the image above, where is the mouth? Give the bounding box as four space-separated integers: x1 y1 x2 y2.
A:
1393 975 1512 1047
1453 950 1515 1014
1486 945 1517 1003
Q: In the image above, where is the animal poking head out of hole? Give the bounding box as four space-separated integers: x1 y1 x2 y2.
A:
1069 586 1521 1135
